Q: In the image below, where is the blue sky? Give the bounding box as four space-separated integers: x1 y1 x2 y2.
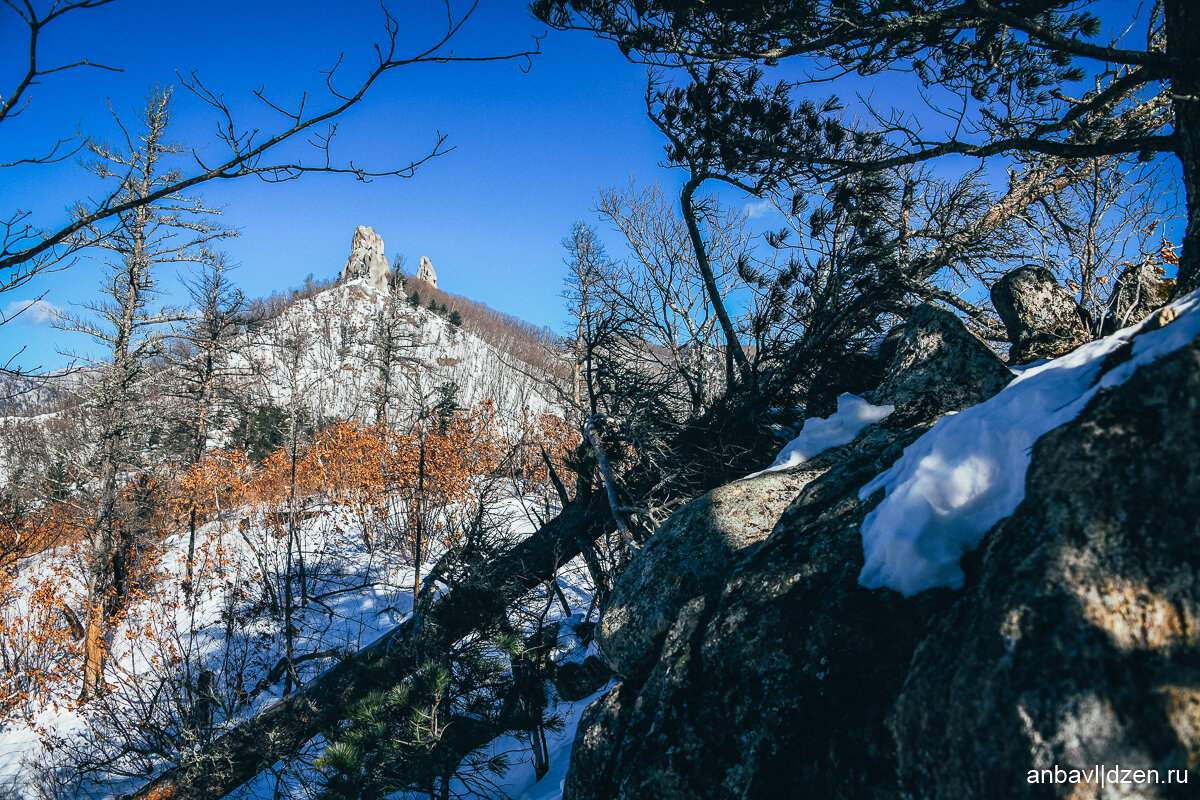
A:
0 0 1181 373
0 0 671 370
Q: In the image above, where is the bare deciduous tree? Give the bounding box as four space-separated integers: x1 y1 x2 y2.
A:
54 87 230 701
170 251 255 593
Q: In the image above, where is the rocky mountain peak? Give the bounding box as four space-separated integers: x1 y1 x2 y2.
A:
340 225 392 293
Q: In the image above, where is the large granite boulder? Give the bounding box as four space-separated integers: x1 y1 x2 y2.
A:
565 295 1200 799
890 335 1200 799
565 423 945 800
597 468 818 679
992 265 1090 363
869 303 1011 421
568 300 1022 800
341 225 392 293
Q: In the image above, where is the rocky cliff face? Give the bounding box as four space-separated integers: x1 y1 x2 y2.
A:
564 296 1200 799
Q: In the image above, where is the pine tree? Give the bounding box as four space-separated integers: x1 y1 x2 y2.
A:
433 382 459 435
537 0 1194 295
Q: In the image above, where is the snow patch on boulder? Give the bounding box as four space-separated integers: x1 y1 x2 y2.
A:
748 393 894 479
859 292 1200 596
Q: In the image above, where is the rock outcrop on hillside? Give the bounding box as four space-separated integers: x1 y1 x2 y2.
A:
564 295 1200 799
341 225 392 293
417 255 438 288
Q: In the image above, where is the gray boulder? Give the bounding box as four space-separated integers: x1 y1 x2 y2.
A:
596 467 817 679
991 265 1090 363
565 423 942 800
890 334 1200 800
870 303 1011 421
1102 260 1173 334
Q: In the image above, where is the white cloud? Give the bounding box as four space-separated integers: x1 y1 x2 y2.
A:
745 199 778 219
4 299 62 326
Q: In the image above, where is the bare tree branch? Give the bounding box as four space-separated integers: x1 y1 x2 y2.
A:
1 1 542 305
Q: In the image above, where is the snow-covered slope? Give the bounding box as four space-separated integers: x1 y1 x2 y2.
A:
0 280 576 798
0 493 601 799
230 279 556 429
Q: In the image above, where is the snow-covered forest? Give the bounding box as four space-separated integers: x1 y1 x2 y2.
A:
3 2 1200 799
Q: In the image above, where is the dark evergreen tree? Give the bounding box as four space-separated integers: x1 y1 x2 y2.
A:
433 381 459 435
536 0 1194 294
239 404 291 462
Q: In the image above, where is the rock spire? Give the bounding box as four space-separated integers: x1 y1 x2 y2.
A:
416 255 438 289
340 225 392 293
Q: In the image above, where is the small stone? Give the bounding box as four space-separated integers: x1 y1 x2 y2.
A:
555 656 613 702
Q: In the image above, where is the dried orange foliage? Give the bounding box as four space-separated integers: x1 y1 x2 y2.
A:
0 500 89 722
0 501 82 571
173 449 251 521
507 411 577 498
298 402 506 549
0 402 578 728
0 564 81 724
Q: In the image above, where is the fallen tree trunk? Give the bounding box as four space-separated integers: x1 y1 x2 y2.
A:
126 491 607 800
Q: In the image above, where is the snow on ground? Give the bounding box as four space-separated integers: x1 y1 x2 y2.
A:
0 504 420 798
859 293 1200 596
746 393 894 479
452 620 615 800
0 489 595 799
475 683 614 800
0 280 578 798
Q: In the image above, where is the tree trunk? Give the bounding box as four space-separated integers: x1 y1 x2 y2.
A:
1167 0 1200 297
414 432 426 602
79 586 107 702
679 178 752 389
79 454 119 703
184 507 198 596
